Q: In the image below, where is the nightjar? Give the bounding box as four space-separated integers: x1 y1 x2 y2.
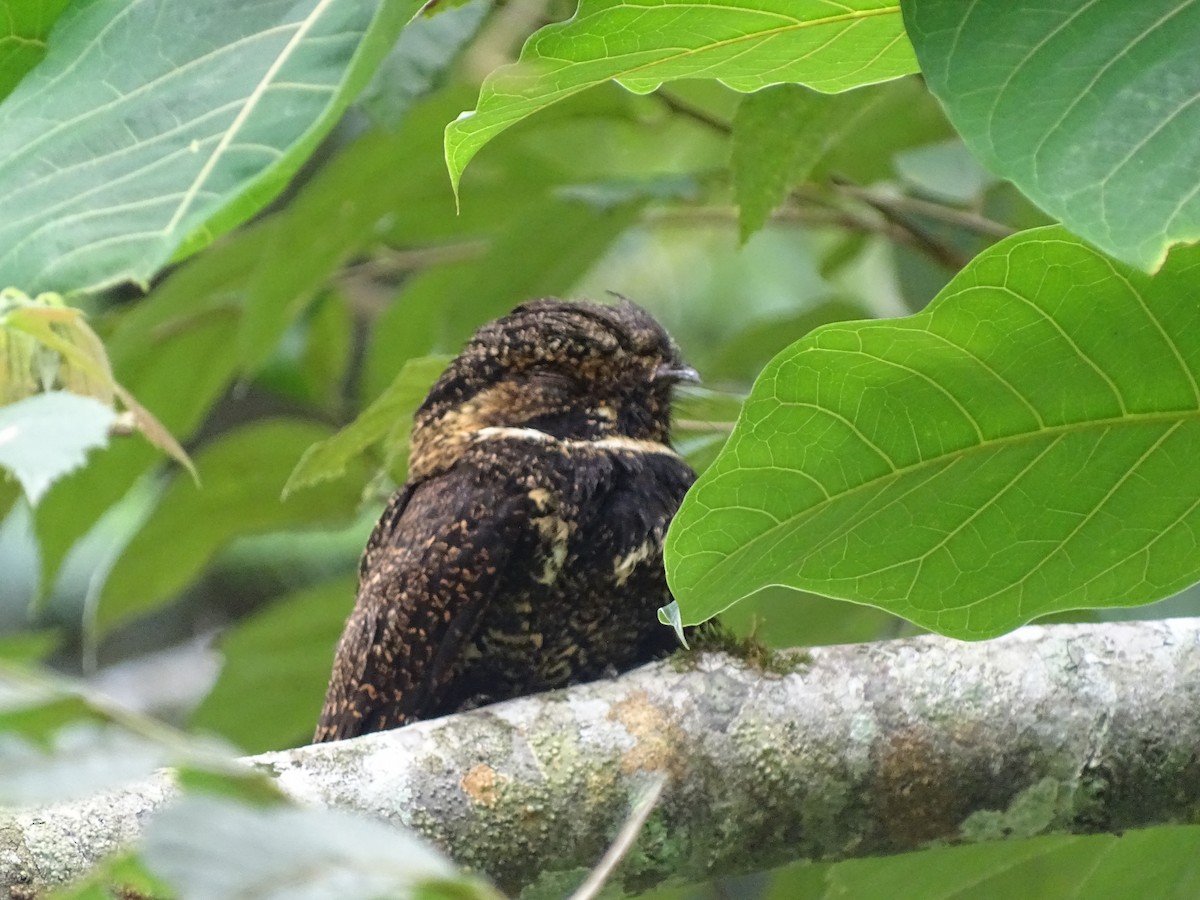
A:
314 299 698 742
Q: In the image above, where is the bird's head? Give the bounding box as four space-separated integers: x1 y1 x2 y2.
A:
409 299 698 476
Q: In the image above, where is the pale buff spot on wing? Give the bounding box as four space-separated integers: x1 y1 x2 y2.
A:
612 538 659 586
531 512 570 585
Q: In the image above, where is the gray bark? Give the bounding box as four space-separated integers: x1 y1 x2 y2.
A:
4 618 1200 898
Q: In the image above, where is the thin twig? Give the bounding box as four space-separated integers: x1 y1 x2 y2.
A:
655 80 1012 259
643 204 927 249
655 90 733 134
819 179 970 270
833 183 1015 239
337 241 492 318
342 241 490 278
567 772 669 900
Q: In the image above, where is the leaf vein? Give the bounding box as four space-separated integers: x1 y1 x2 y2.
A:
163 0 338 234
959 419 1184 615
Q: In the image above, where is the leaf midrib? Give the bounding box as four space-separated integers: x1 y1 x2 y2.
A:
677 404 1198 590
165 0 337 234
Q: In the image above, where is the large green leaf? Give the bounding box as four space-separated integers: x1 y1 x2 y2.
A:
824 826 1200 900
31 89 471 584
0 0 422 296
905 0 1200 273
96 419 370 634
666 226 1200 640
444 0 917 192
192 575 356 753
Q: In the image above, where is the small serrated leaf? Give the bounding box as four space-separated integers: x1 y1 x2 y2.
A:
1 290 196 476
445 0 917 193
0 392 115 505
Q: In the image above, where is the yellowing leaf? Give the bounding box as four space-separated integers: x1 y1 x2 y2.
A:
0 289 195 476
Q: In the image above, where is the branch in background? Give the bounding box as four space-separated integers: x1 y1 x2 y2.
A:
343 241 491 278
655 89 733 135
801 182 971 270
654 89 1013 270
5 619 1200 896
644 205 949 257
831 183 1016 239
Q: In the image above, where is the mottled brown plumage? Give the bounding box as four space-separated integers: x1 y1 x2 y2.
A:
313 299 698 742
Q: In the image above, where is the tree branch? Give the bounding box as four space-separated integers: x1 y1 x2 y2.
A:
5 619 1200 897
830 182 1016 239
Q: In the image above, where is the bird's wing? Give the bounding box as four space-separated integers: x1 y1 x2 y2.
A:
313 477 531 741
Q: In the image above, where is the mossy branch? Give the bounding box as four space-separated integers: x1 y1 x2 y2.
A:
5 619 1200 897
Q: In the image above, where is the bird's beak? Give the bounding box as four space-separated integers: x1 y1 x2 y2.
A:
655 363 701 385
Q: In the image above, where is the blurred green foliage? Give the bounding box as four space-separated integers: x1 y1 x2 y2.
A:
0 1 1197 898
